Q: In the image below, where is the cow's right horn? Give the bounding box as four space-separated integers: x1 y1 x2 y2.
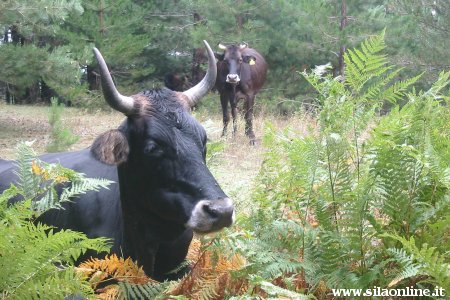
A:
182 40 217 107
93 48 136 115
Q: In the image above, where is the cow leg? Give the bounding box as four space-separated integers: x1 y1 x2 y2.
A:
220 94 230 137
244 94 256 145
230 97 238 137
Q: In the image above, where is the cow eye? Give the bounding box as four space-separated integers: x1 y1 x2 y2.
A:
144 141 162 156
238 58 243 63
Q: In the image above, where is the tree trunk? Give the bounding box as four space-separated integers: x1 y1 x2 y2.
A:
24 83 40 104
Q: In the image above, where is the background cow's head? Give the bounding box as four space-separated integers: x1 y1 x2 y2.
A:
90 41 234 236
216 43 257 84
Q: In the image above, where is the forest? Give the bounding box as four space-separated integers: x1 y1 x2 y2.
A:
0 0 449 299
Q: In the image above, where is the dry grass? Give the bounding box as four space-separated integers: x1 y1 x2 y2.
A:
0 102 314 208
0 102 123 159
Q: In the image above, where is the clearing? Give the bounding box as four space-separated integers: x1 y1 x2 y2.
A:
0 102 311 208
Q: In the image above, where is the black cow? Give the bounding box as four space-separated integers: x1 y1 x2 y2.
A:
215 43 267 145
164 72 191 92
0 40 234 281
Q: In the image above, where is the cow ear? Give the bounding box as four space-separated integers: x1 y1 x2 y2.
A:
91 129 129 165
214 52 224 61
243 55 256 65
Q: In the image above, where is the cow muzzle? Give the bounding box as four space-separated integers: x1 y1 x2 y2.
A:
186 198 235 233
226 74 240 84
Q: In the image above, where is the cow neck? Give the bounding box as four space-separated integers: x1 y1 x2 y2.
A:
115 163 160 273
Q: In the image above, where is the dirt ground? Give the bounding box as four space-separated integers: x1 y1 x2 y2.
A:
0 102 312 209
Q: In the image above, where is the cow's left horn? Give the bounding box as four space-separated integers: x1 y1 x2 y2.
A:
182 40 217 107
93 47 136 115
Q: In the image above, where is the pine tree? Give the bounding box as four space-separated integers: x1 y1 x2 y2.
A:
60 0 193 99
0 0 84 103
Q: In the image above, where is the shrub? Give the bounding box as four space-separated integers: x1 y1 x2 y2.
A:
46 97 79 152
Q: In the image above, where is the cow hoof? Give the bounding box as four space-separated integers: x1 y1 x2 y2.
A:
249 139 256 146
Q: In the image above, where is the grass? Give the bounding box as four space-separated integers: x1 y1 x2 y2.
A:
0 102 123 159
0 101 313 211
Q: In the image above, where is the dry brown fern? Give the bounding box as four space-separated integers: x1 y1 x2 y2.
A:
77 254 155 285
169 238 248 300
95 285 121 300
76 254 158 299
76 239 248 300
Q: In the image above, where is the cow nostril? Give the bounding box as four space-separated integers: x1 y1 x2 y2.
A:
220 206 234 227
202 203 218 218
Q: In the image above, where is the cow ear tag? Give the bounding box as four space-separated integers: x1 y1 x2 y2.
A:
249 58 256 66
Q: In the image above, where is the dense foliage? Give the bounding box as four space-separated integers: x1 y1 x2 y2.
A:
0 143 112 299
215 32 449 298
1 0 448 111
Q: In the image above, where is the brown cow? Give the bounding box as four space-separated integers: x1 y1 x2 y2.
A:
215 43 267 144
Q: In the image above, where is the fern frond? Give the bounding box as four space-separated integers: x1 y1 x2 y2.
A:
423 70 450 99
386 247 420 287
344 30 388 93
7 267 93 300
383 233 450 290
78 254 153 285
380 73 423 104
118 281 169 300
249 275 314 300
59 177 113 203
13 142 40 200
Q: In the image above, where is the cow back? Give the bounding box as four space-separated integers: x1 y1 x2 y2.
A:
240 47 267 92
0 149 123 252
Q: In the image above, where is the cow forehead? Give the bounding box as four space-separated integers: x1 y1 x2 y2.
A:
128 109 206 145
224 45 243 59
123 89 206 143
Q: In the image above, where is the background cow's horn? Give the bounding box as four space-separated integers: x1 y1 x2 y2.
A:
93 47 136 115
182 40 217 107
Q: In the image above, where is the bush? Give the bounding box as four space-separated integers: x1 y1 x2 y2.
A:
46 97 79 153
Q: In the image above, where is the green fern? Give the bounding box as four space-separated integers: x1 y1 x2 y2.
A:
383 233 450 291
248 275 314 300
231 31 449 298
13 142 41 200
0 142 112 299
118 281 170 300
11 142 114 213
344 29 388 93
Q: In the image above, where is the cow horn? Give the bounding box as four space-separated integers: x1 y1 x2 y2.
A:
218 43 227 50
93 47 135 115
182 40 217 107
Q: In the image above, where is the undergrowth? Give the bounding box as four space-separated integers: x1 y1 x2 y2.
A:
221 30 449 298
0 142 112 299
